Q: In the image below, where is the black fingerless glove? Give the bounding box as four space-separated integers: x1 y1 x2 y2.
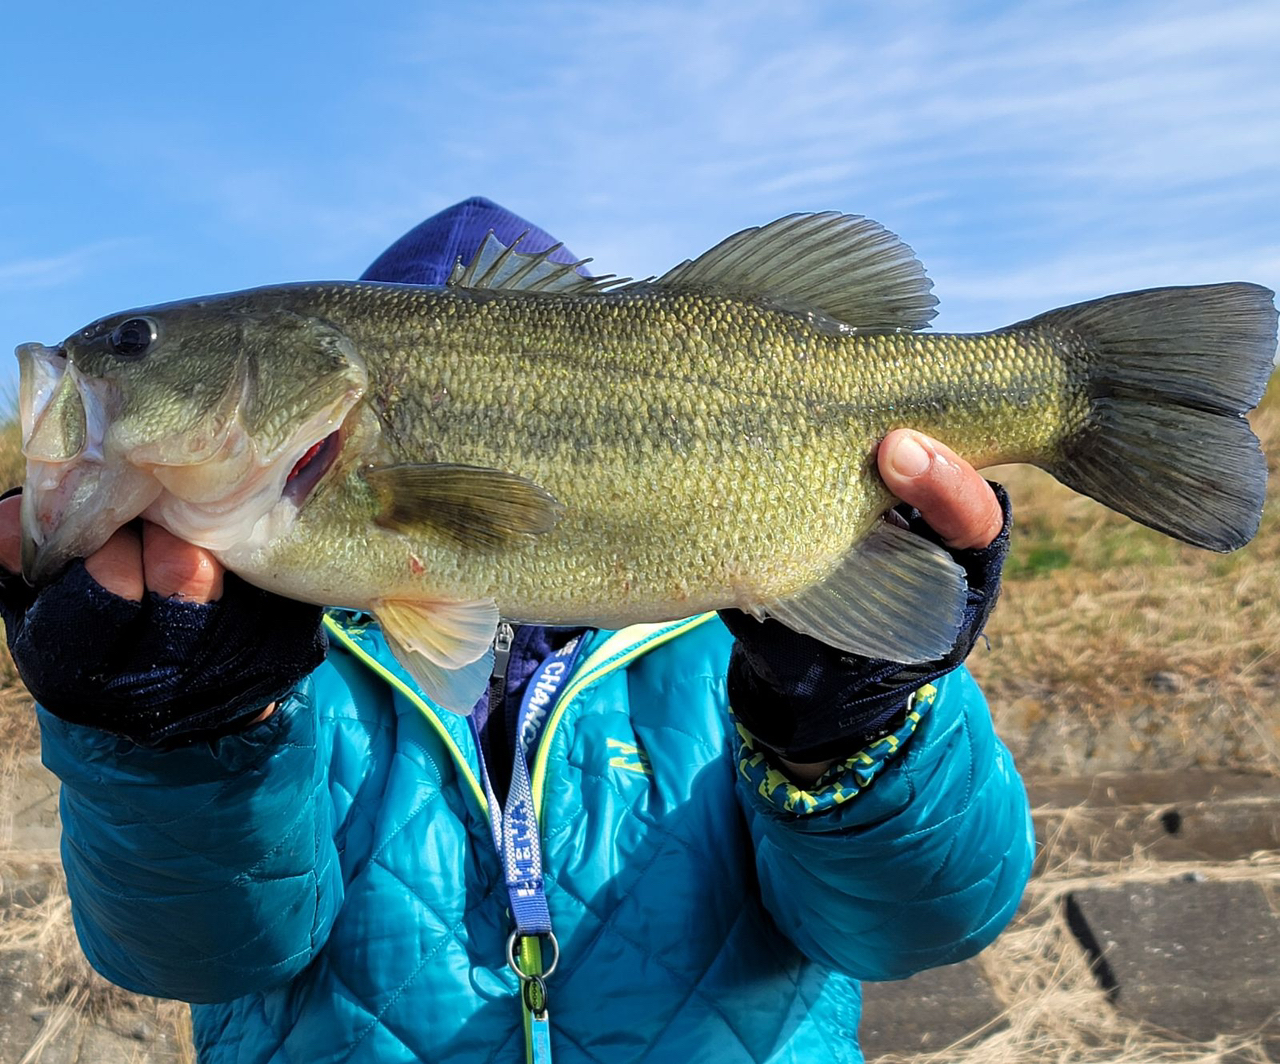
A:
0 560 328 748
721 484 1011 765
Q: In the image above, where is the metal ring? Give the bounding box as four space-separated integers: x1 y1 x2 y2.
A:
506 930 560 980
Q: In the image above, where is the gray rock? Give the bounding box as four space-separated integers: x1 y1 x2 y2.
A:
1146 671 1184 694
1064 879 1280 1043
1028 771 1280 864
0 950 44 1062
858 959 1004 1058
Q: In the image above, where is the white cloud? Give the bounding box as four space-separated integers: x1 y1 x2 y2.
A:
392 0 1280 291
8 0 1277 330
0 241 130 291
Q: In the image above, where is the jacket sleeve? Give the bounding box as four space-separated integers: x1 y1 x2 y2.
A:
38 668 345 1004
735 664 1034 981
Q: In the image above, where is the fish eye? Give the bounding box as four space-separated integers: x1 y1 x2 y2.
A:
108 317 157 358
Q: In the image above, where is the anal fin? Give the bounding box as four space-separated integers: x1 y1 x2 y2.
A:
756 521 966 663
375 597 500 714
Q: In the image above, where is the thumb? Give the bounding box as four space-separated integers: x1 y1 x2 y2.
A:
879 430 1004 550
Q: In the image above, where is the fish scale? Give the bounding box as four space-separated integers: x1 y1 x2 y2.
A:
338 287 1071 521
235 285 1150 610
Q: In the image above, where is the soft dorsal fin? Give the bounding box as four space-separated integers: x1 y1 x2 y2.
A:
648 212 937 331
447 231 629 295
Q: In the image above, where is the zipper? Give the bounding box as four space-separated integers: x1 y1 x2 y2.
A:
484 621 518 806
484 619 554 1064
490 621 515 717
326 610 719 1064
493 621 515 680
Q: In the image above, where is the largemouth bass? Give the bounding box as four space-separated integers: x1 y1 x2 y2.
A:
15 213 1277 712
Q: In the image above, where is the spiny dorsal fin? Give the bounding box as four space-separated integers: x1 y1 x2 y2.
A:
365 462 564 548
748 520 965 662
447 216 937 331
447 231 629 295
646 212 937 331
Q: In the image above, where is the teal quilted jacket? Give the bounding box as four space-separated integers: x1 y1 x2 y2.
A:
40 612 1033 1063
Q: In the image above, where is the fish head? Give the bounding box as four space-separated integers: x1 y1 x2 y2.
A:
17 290 367 584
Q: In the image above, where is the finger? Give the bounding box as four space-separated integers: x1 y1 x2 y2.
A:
84 525 146 602
142 523 225 603
0 495 21 574
879 429 1004 550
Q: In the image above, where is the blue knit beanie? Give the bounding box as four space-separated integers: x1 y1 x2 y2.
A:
360 196 579 285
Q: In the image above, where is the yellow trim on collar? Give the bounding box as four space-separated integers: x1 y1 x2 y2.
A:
325 612 721 824
323 615 490 818
530 614 718 814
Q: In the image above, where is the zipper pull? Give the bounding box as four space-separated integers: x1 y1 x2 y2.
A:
493 621 515 679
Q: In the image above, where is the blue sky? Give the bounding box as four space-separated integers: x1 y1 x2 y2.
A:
3 0 1278 388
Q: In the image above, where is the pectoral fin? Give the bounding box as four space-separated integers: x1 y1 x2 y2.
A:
375 597 500 714
366 463 564 548
752 521 967 663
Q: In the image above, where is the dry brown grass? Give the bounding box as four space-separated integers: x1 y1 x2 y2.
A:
0 416 20 496
967 376 1280 776
0 412 22 695
0 857 194 1064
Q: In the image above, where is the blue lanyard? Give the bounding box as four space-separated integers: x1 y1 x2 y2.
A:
472 632 582 931
469 631 584 1064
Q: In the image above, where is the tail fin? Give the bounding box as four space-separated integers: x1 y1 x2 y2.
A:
1021 283 1277 551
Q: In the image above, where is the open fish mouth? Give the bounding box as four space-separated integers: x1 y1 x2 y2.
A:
284 431 341 504
13 341 159 583
20 449 164 584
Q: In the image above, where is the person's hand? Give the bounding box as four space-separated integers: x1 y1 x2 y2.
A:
722 430 1012 787
0 495 225 603
0 495 327 746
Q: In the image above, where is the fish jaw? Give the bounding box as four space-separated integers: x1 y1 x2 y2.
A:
15 342 159 582
17 343 70 451
17 343 90 464
20 448 164 585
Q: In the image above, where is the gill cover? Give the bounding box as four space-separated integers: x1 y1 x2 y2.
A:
135 307 368 548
